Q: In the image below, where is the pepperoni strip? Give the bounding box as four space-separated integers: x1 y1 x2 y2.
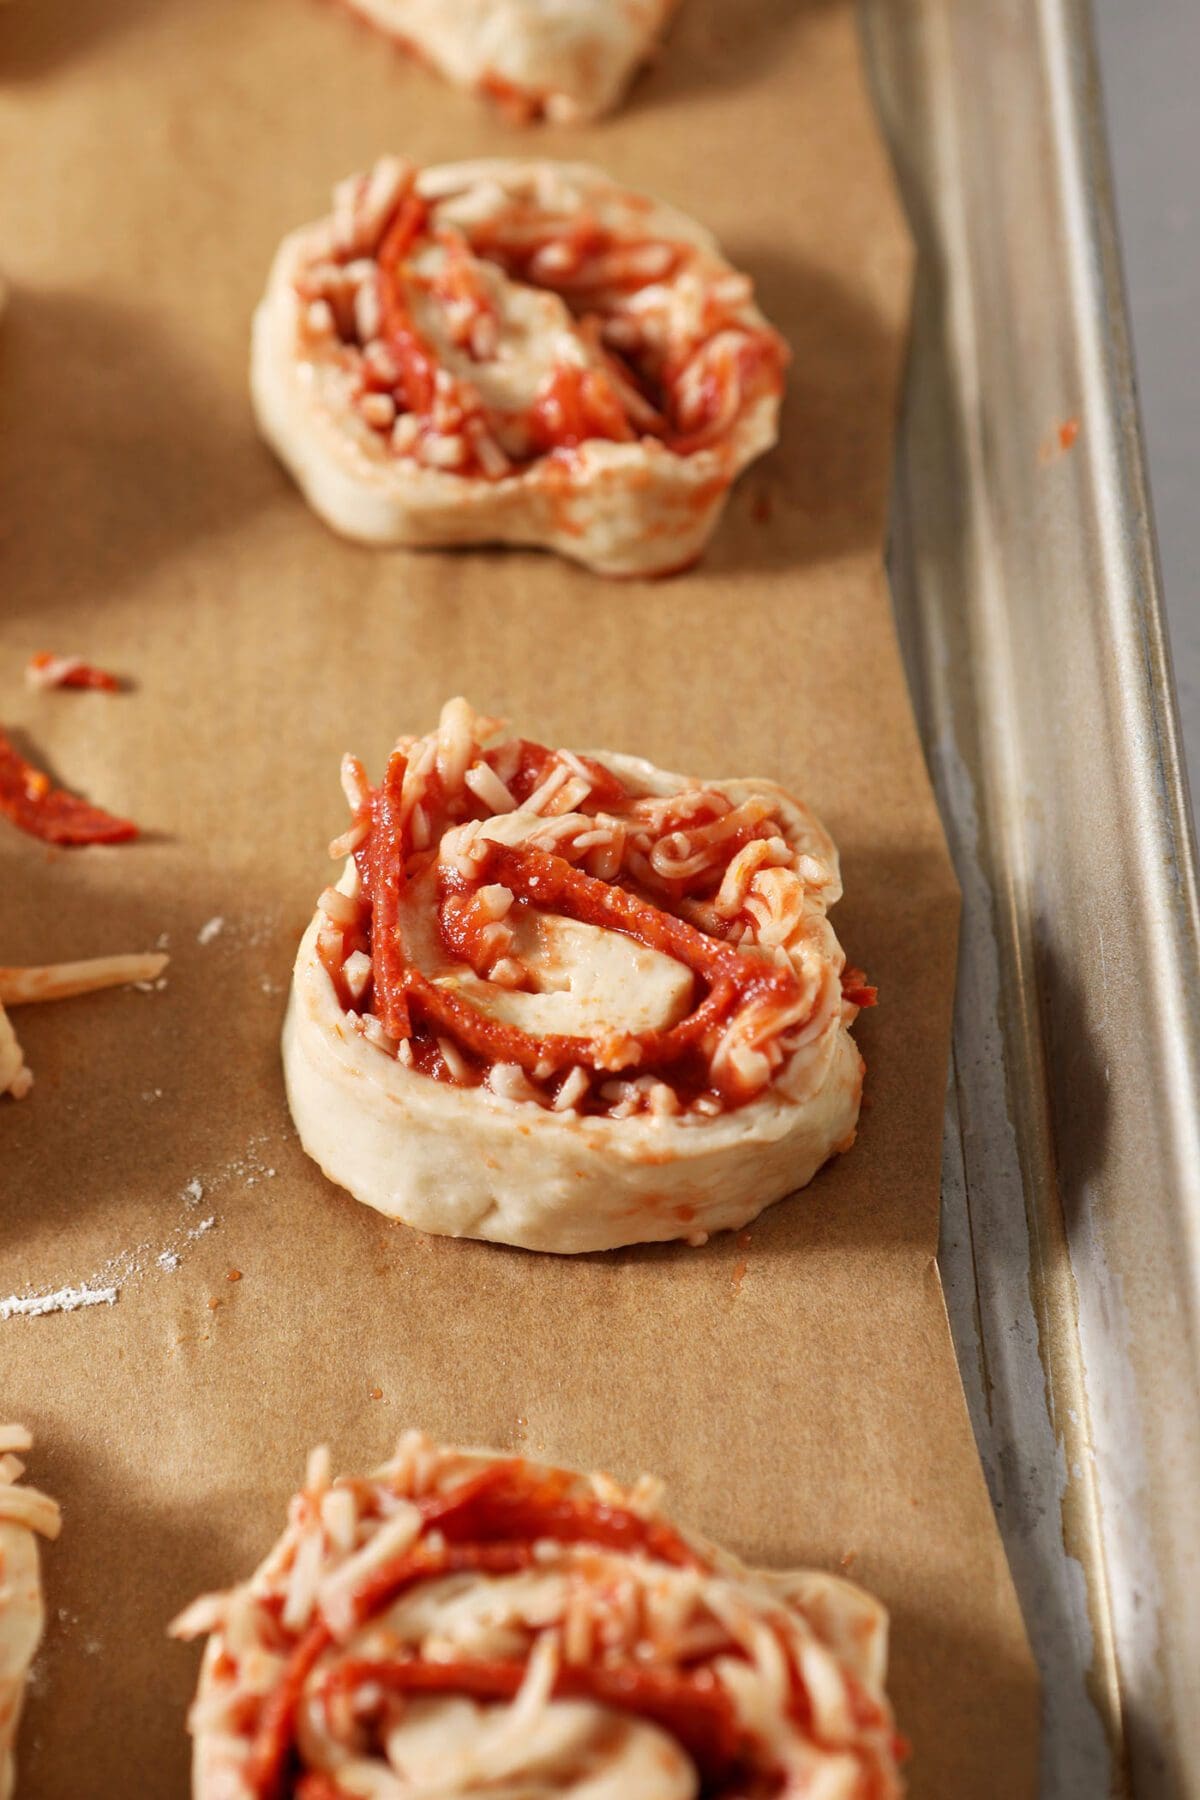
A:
400 957 735 1081
0 730 137 847
25 652 122 693
360 751 410 1041
495 739 629 811
351 1463 705 1638
345 733 820 1101
412 1461 704 1574
246 1619 334 1799
376 198 441 419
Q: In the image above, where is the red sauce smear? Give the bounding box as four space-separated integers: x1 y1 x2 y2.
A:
0 730 137 846
26 652 121 692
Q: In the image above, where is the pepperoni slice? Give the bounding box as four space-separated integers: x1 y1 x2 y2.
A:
26 653 122 693
0 731 138 846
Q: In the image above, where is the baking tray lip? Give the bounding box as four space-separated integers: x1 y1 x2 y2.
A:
863 0 1200 1792
1040 0 1200 1227
1064 0 1200 924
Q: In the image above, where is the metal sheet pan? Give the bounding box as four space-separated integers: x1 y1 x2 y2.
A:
863 2 1200 1795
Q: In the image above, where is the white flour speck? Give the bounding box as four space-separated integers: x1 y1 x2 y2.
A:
157 1251 180 1272
0 1285 118 1321
197 916 224 946
182 1178 204 1206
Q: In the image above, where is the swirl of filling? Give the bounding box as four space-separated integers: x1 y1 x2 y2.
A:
171 1434 906 1800
319 697 866 1113
283 700 870 1251
252 158 788 576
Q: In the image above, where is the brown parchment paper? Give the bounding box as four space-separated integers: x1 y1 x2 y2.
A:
0 1 1037 1792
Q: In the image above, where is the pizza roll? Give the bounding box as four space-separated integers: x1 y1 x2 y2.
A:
340 0 681 122
252 157 786 577
172 1432 905 1799
283 699 869 1252
0 1429 61 1800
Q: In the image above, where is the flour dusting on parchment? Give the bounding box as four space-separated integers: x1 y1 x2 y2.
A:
0 1137 281 1322
0 1284 118 1321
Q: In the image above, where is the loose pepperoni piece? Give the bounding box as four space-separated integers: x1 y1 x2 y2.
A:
0 731 138 846
26 653 122 693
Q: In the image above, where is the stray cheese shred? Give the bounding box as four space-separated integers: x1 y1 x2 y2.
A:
0 952 169 1098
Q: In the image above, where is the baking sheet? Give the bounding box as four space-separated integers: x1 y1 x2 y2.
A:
0 1 1037 1792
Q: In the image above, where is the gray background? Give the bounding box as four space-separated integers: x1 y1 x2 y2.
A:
1095 0 1199 833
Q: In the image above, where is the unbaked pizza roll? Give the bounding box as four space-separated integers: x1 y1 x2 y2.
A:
0 1428 61 1800
339 0 680 122
283 699 869 1252
252 157 786 577
172 1432 905 1799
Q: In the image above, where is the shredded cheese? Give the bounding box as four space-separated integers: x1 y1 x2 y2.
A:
172 1434 903 1799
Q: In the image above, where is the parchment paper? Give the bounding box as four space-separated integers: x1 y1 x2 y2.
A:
0 1 1038 1792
